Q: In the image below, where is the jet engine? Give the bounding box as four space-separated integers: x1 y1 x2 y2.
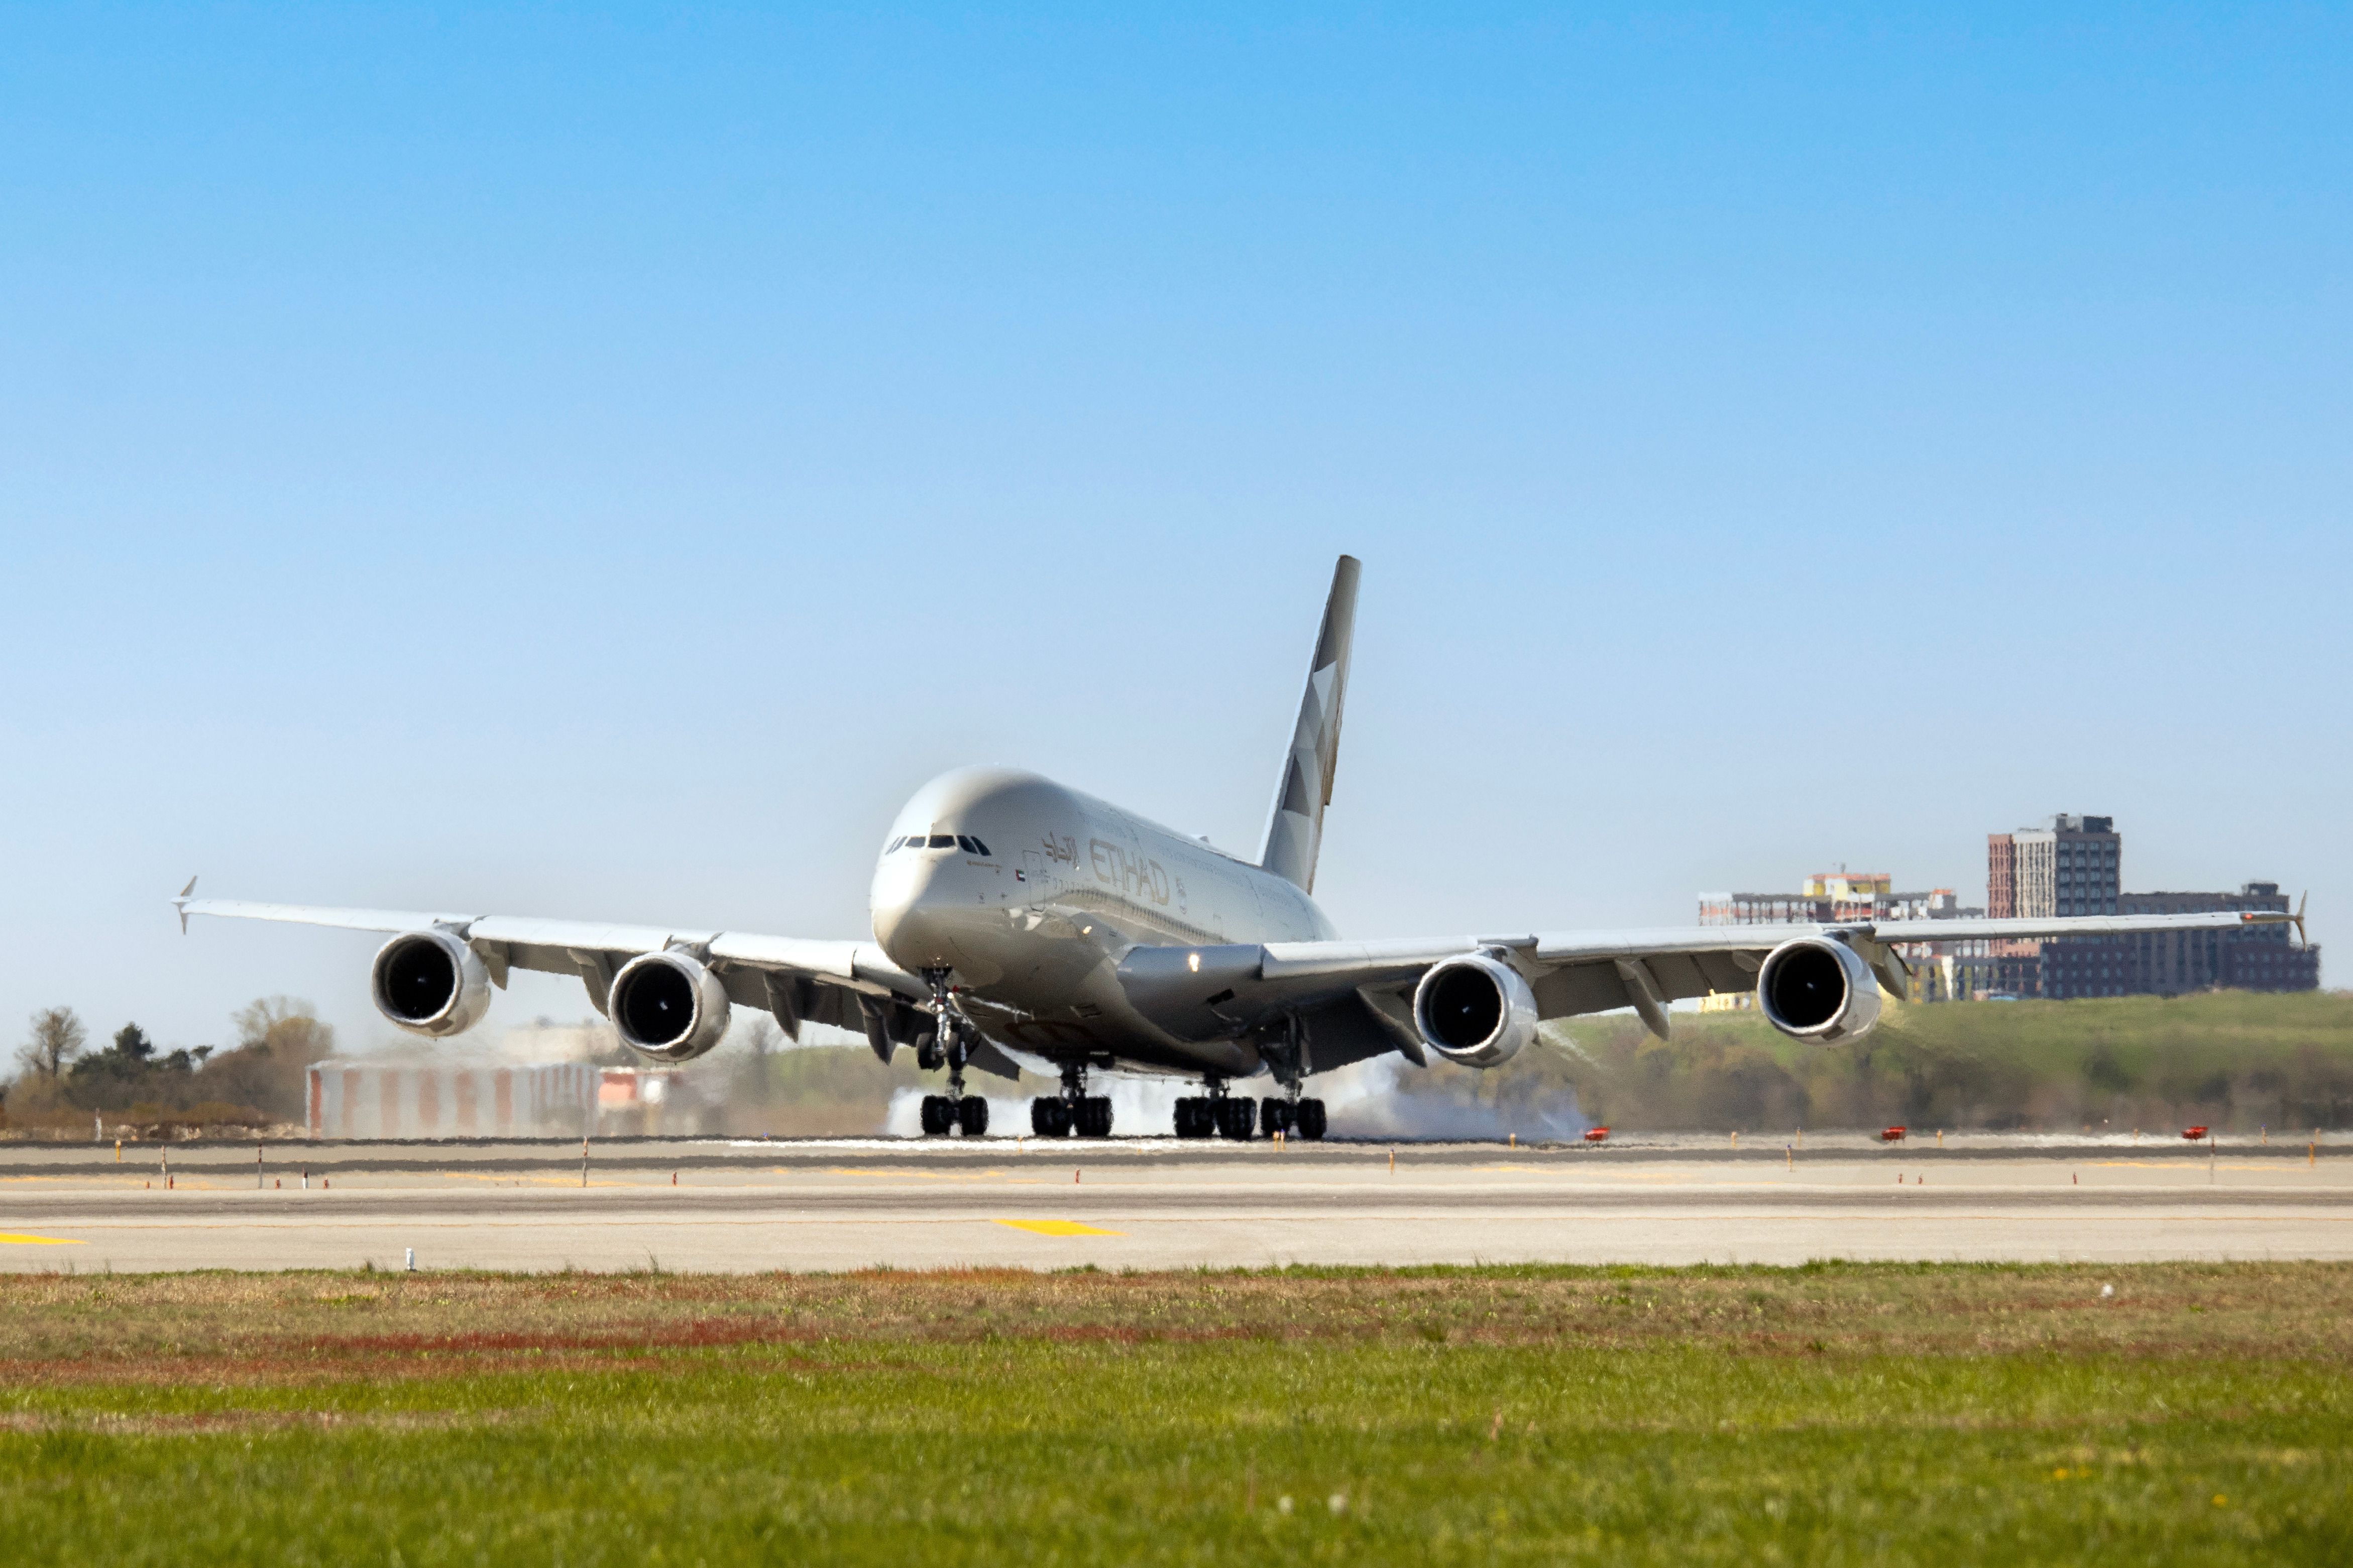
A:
370 929 492 1039
1411 952 1539 1067
1756 937 1883 1044
609 949 733 1062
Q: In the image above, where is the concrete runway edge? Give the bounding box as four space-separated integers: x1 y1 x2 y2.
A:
3 1136 2347 1272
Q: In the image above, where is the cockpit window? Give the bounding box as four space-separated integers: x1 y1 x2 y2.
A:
927 834 956 849
969 837 991 857
956 835 979 854
886 836 906 851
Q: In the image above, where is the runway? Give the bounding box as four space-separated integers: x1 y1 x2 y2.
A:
3 1135 2347 1272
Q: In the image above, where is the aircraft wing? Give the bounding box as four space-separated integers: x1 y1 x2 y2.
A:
173 893 941 1060
1126 906 2302 1067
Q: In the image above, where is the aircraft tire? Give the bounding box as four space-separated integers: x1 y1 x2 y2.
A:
1260 1100 1293 1137
919 1095 951 1136
1219 1098 1257 1140
1031 1098 1072 1137
1296 1099 1327 1140
958 1097 989 1137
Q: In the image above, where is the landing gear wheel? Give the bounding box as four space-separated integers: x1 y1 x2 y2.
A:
1031 1098 1073 1137
1296 1099 1326 1140
1173 1097 1211 1138
1217 1098 1258 1140
958 1097 989 1136
1076 1097 1113 1139
1260 1100 1295 1137
919 1095 953 1136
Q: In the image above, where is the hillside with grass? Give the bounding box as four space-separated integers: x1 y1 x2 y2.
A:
1453 990 2353 1136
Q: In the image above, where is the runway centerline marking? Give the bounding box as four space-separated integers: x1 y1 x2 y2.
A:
0 1233 86 1245
994 1219 1123 1237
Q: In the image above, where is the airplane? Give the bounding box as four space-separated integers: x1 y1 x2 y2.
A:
176 555 2305 1141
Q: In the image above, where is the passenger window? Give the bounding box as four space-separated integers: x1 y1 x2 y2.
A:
929 834 956 849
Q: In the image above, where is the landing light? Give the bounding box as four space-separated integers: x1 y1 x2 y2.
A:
1188 952 1200 972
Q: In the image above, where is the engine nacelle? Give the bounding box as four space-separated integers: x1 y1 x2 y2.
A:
1412 952 1539 1067
1757 937 1883 1044
370 929 493 1039
609 949 732 1062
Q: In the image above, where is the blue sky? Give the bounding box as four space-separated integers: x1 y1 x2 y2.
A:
3 4 2346 1052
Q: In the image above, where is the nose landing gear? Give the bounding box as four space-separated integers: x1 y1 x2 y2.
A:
917 968 990 1137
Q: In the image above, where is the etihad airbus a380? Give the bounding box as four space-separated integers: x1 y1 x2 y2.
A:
178 556 2301 1141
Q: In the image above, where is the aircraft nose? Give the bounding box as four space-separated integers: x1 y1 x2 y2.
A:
870 854 956 969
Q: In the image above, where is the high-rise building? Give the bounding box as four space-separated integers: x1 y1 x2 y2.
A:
1984 814 2120 996
1986 815 2316 997
1988 814 2120 919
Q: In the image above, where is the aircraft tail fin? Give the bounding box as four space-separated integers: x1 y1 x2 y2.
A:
1258 554 1361 893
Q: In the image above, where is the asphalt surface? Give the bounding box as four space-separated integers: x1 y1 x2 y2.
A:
3 1134 2346 1272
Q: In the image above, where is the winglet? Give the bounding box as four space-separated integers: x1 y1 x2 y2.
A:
2295 890 2310 948
174 876 198 935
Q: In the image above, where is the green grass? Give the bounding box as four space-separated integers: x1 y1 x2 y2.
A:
0 1265 2348 1563
1493 987 2353 1134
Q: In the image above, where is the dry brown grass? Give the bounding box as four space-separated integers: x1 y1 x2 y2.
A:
1 1262 2346 1386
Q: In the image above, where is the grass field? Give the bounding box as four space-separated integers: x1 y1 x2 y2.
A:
2 1264 2348 1564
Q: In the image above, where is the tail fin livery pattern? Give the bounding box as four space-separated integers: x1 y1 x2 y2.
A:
1258 554 1360 893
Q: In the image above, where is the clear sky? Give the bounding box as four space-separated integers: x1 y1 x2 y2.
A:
3 4 2346 1054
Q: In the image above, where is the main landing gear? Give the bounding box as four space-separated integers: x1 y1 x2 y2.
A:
1260 1097 1326 1140
1173 1093 1256 1140
919 1094 988 1136
1031 1061 1112 1138
917 968 989 1138
1172 1079 1324 1140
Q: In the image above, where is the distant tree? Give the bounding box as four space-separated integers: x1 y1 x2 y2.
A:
200 998 338 1123
231 997 336 1063
66 1020 203 1111
19 1008 88 1079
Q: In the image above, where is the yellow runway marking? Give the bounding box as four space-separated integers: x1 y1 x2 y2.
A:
994 1219 1123 1237
0 1233 85 1245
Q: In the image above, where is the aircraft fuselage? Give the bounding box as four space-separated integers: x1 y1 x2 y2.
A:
869 766 1336 1078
